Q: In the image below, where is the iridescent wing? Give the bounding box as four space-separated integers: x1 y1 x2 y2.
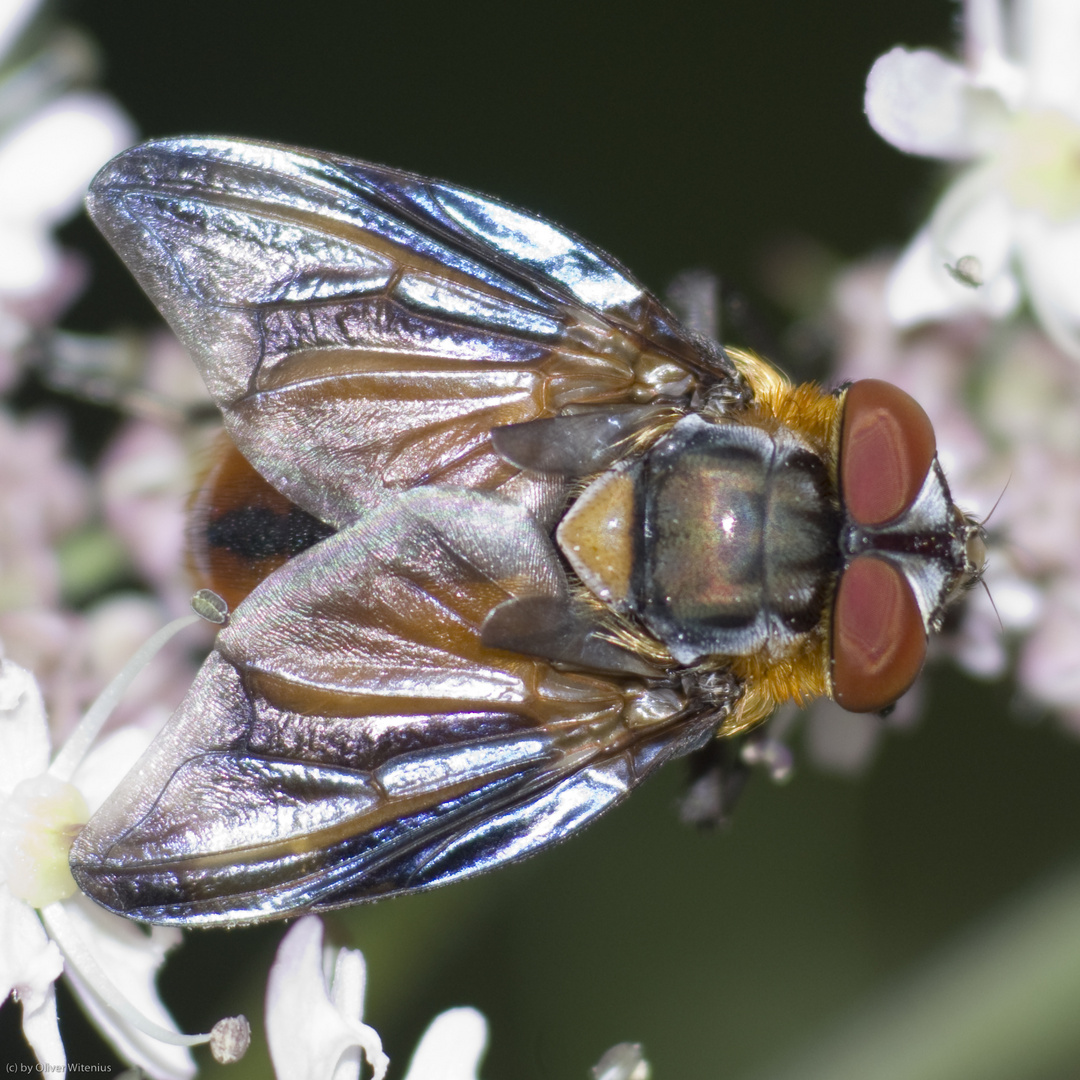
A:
75 139 743 925
71 488 720 926
86 137 736 528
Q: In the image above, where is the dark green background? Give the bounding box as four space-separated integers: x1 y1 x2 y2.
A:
61 0 955 345
8 2 1080 1078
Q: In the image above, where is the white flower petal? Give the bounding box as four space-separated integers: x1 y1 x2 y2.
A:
886 223 1020 327
20 978 65 1073
0 886 62 998
58 894 195 1080
326 944 371 1080
71 725 153 814
965 0 1028 105
886 229 958 324
267 916 387 1080
0 92 134 226
0 887 65 1068
965 0 1008 70
1016 212 1080 359
1017 0 1080 117
0 0 39 60
329 946 367 1018
0 224 58 294
403 1007 489 1080
933 178 1016 279
0 659 50 792
865 47 982 158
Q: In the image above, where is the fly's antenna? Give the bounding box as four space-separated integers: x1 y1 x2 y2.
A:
966 475 1010 635
980 576 1005 636
980 473 1011 529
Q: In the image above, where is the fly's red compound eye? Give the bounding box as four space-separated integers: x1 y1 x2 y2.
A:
840 379 936 526
833 380 936 711
831 555 927 712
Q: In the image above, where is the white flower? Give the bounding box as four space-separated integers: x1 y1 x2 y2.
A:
0 0 135 388
0 658 193 1077
823 255 1080 748
865 0 1080 359
591 1042 652 1080
0 617 246 1078
266 915 488 1080
266 916 388 1080
401 1007 488 1080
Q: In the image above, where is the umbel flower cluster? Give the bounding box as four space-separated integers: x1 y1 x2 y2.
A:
3 0 1080 1075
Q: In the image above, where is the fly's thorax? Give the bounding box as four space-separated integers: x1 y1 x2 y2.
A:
556 414 841 667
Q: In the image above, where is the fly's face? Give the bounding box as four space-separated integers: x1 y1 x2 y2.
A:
70 138 984 926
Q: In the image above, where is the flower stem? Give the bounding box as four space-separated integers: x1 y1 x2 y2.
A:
41 901 213 1048
48 613 201 782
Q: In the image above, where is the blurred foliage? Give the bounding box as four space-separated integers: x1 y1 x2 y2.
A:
4 1 1079 1078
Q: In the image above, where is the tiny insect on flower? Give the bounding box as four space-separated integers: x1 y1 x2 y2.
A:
68 138 986 926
